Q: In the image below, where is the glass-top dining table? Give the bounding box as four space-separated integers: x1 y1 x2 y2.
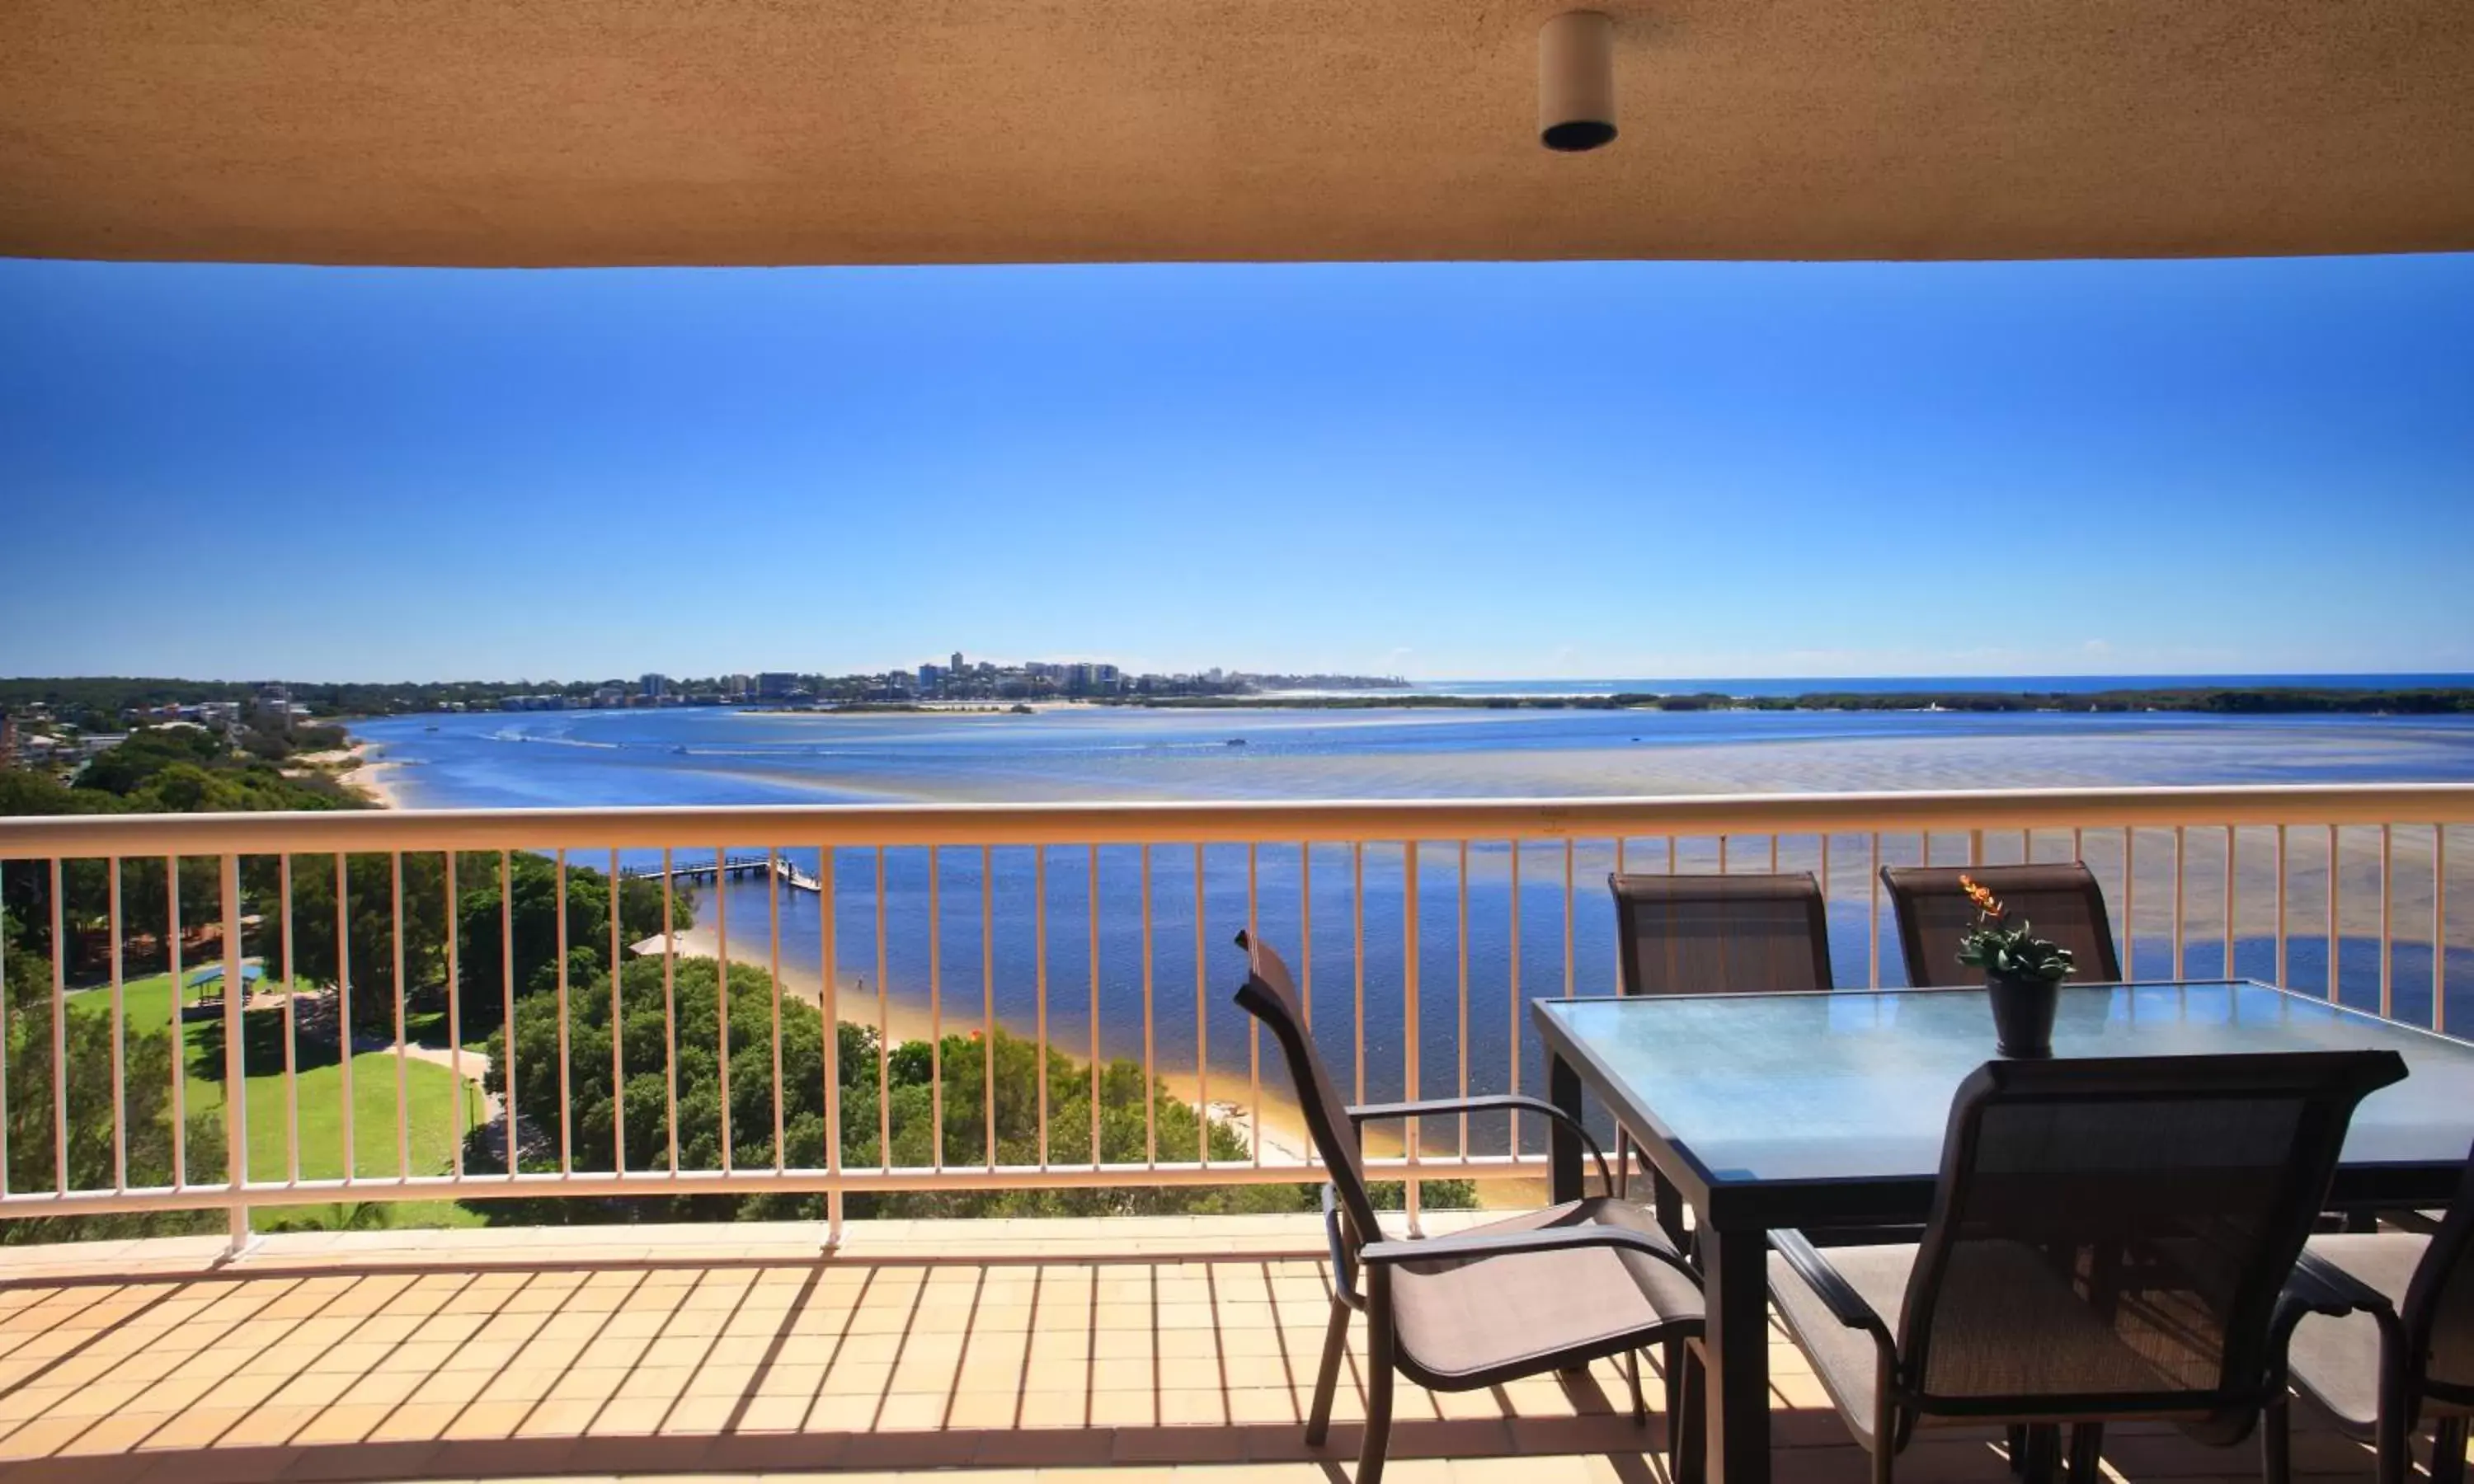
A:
1531 980 2474 1484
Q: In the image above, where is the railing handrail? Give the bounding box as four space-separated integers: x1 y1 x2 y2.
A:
7 782 2474 853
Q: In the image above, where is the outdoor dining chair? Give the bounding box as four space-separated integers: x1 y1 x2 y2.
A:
1606 871 1832 1205
1232 930 1707 1484
1764 1049 2408 1484
1607 870 1835 997
2274 1139 2474 1484
1879 862 2124 987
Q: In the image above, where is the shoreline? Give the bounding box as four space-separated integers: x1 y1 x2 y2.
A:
340 741 408 809
663 920 1319 1166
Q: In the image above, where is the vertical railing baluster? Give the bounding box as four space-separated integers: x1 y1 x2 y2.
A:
555 849 572 1173
445 852 459 1180
609 848 624 1176
110 857 128 1190
822 846 843 1237
1141 844 1156 1167
2121 828 2135 980
2222 827 2236 981
927 844 942 1171
874 848 890 1170
49 860 68 1195
716 843 732 1172
1456 840 1470 1158
2274 826 2289 989
168 853 185 1186
1247 843 1260 1167
1770 834 1781 872
1300 841 1313 1022
2380 824 2395 1021
1034 847 1049 1170
393 852 411 1179
1404 840 1422 1230
662 848 679 1174
2328 824 2342 1002
982 844 995 1172
1352 842 1366 1105
1562 839 1574 998
221 854 247 1241
333 852 349 1181
1194 841 1208 1166
2437 827 2450 1036
769 848 786 1171
1868 834 1882 988
2171 827 2185 980
1098 846 1108 1172
1508 839 1522 1153
499 851 515 1177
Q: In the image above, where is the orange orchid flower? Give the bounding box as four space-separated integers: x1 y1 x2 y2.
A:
1959 875 2004 917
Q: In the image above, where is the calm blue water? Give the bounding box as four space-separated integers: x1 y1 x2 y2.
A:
357 698 2474 1152
1381 674 2474 698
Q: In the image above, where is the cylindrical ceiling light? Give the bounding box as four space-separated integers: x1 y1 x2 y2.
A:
1539 11 1616 152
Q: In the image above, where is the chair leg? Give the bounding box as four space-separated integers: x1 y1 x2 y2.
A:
2260 1399 2292 1484
1624 1348 1648 1425
1672 1341 1706 1484
1359 1308 1395 1484
2018 1424 2062 1484
2006 1425 2028 1476
1307 1294 1352 1446
2433 1417 2468 1484
2065 1422 2102 1484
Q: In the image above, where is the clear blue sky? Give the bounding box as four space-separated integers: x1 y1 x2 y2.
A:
2 255 2469 683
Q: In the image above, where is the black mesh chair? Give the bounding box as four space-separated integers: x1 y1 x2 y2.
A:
2277 1140 2474 1484
1607 871 1832 1206
1880 863 2124 988
1766 1050 2407 1484
1232 931 1706 1484
1608 871 1834 996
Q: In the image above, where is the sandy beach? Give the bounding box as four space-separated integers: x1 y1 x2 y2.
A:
663 919 1321 1166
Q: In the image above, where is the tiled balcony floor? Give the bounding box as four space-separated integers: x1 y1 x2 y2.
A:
0 1215 2391 1484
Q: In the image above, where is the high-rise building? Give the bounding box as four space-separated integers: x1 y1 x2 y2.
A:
757 672 799 699
950 650 965 673
641 673 670 699
918 663 944 693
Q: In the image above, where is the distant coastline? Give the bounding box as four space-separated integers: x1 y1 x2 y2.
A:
747 684 2474 717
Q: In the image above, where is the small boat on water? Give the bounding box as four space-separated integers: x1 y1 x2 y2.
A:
1225 737 1247 746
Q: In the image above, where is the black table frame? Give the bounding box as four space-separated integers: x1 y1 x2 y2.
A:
1534 984 2469 1484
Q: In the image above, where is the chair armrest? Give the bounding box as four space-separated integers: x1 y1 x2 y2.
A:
1771 1229 1896 1349
1350 1095 1613 1192
2287 1245 2399 1319
1359 1221 1701 1285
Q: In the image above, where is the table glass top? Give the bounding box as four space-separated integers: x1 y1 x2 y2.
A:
1536 982 2474 1186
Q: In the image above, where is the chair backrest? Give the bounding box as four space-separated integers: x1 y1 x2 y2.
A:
1230 931 1380 1244
1893 1050 2407 1435
1606 871 1833 995
2404 1140 2474 1407
1880 862 2124 987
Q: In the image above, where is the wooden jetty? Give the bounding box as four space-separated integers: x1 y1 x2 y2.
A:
619 853 822 894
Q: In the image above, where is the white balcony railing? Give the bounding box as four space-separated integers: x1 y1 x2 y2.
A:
2 785 2469 1240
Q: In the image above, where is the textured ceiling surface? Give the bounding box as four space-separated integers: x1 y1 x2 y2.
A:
4 0 2472 265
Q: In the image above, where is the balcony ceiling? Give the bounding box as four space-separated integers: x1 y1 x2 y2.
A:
4 0 2472 268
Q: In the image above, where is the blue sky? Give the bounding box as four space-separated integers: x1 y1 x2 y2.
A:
2 255 2469 682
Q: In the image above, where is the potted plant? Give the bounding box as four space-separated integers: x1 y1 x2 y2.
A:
1955 875 2076 1058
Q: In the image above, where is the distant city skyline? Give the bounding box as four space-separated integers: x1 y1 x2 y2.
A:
3 255 2470 681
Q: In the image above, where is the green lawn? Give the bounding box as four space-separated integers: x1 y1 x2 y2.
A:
65 977 489 1229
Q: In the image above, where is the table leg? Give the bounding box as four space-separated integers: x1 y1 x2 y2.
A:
1549 1050 1583 1205
1700 1226 1772 1484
